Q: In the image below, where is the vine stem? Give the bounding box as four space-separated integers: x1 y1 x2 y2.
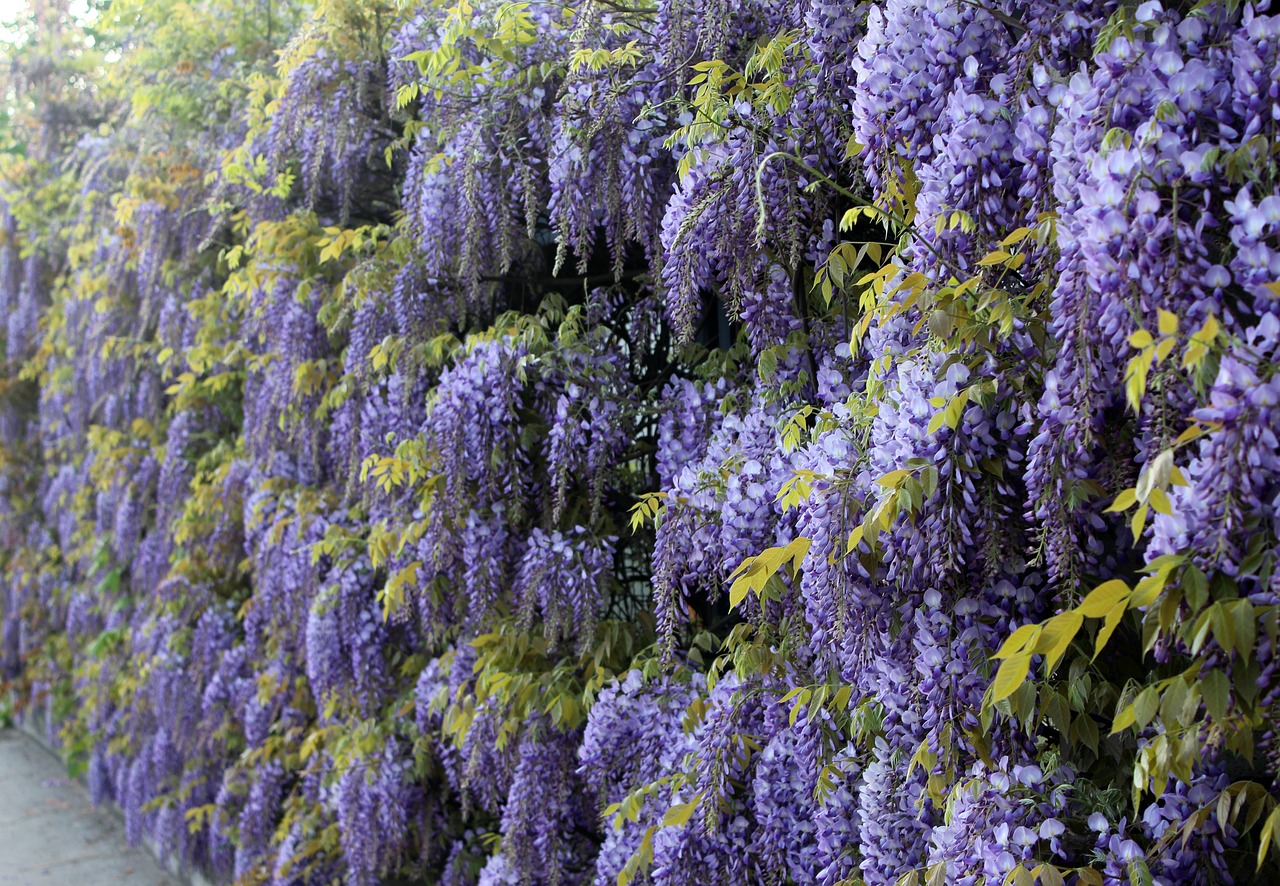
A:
752 149 964 281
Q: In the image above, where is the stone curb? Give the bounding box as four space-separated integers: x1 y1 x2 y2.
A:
15 715 223 886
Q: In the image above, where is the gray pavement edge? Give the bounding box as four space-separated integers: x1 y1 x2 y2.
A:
12 714 222 886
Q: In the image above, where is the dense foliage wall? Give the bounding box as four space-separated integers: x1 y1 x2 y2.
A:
2 0 1280 883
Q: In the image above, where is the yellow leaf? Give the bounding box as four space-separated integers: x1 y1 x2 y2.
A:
1036 611 1084 676
1125 351 1151 412
1111 701 1137 734
877 469 911 488
1129 328 1154 349
1148 487 1173 516
1104 488 1137 513
1132 501 1149 543
1078 580 1131 618
1093 604 1126 659
783 536 811 569
991 651 1032 703
662 794 703 827
1182 342 1207 370
1257 807 1280 871
994 623 1042 660
927 410 947 435
1157 309 1179 336
728 565 758 610
977 250 1011 267
845 525 865 554
1000 227 1032 247
1175 424 1206 446
1130 572 1168 609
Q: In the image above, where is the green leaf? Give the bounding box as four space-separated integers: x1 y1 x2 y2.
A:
617 825 656 886
1160 677 1190 727
1202 669 1231 722
1183 566 1209 611
1133 686 1159 727
1230 600 1257 661
1128 857 1155 886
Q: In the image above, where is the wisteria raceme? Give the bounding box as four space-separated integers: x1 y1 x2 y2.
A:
514 527 615 652
330 741 420 885
749 706 836 882
498 720 597 886
578 669 705 885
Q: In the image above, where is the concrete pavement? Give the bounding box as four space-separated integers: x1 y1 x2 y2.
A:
0 728 176 885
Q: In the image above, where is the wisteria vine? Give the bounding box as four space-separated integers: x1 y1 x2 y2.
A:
1 0 1280 884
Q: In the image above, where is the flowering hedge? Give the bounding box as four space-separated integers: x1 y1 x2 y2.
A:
2 0 1280 883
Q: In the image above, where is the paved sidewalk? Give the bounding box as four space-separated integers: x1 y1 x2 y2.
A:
0 728 176 885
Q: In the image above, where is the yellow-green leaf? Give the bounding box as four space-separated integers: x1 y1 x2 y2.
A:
1132 502 1149 543
1078 580 1131 618
1257 807 1280 871
994 624 1041 660
662 794 703 827
1036 611 1083 676
991 651 1032 704
877 469 911 488
1093 604 1126 659
845 525 865 554
1148 488 1173 516
1105 488 1138 513
1001 227 1032 247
